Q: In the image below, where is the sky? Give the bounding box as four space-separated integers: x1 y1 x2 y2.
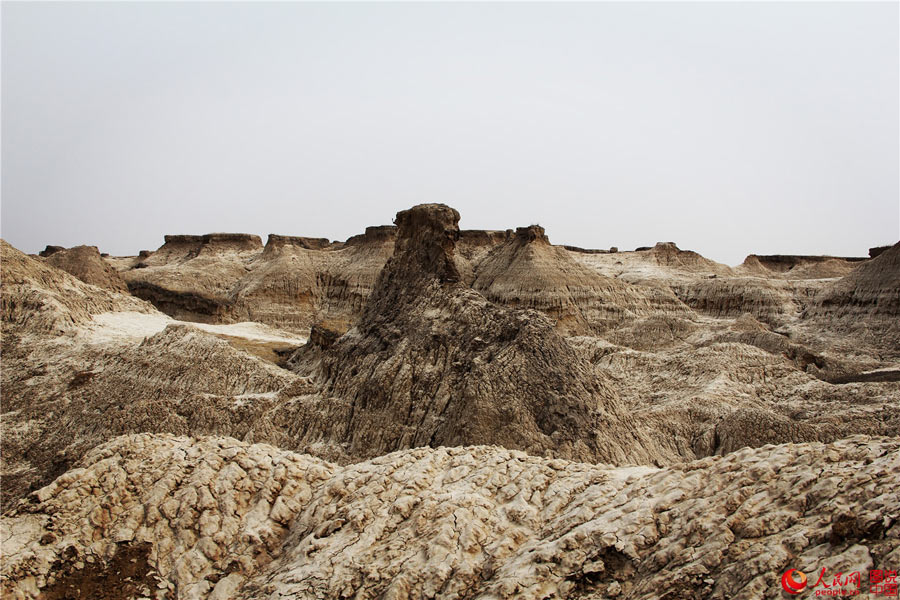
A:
1 2 898 266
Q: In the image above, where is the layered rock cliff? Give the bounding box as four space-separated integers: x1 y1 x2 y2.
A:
472 226 692 336
569 243 838 327
803 241 900 351
119 229 396 331
738 254 865 279
122 234 263 323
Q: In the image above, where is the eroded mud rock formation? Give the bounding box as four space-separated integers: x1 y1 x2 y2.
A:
472 226 692 335
1 241 150 336
121 234 264 323
343 225 398 246
120 228 396 331
0 242 309 506
263 234 332 251
4 209 898 509
642 241 734 276
112 221 889 345
570 242 842 327
2 205 898 599
803 241 900 350
0 317 300 505
292 204 662 464
231 228 396 332
669 277 801 325
38 245 64 257
125 281 235 322
162 233 264 253
2 434 897 600
740 254 866 279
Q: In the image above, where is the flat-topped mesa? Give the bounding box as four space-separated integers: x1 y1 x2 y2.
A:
458 229 511 247
562 245 611 254
343 225 398 247
162 233 262 250
149 233 263 264
200 233 262 251
747 254 868 272
121 234 262 322
264 234 332 252
162 234 205 245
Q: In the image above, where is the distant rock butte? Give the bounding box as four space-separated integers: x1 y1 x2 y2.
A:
38 245 64 257
870 245 891 258
263 234 332 251
42 245 129 293
803 241 900 348
162 232 263 248
343 225 398 246
746 253 868 271
739 253 866 280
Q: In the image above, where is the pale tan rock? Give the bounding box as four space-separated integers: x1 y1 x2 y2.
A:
803 241 900 350
43 245 130 293
1 240 152 336
1 434 897 599
472 226 692 336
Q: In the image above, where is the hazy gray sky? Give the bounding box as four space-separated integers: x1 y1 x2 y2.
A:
2 2 898 265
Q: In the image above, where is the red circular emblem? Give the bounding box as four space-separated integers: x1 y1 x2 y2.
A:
781 569 807 595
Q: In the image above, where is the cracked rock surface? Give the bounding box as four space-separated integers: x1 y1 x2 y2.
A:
2 434 898 600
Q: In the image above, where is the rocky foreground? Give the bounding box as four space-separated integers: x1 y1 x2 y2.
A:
3 434 898 600
1 204 898 598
